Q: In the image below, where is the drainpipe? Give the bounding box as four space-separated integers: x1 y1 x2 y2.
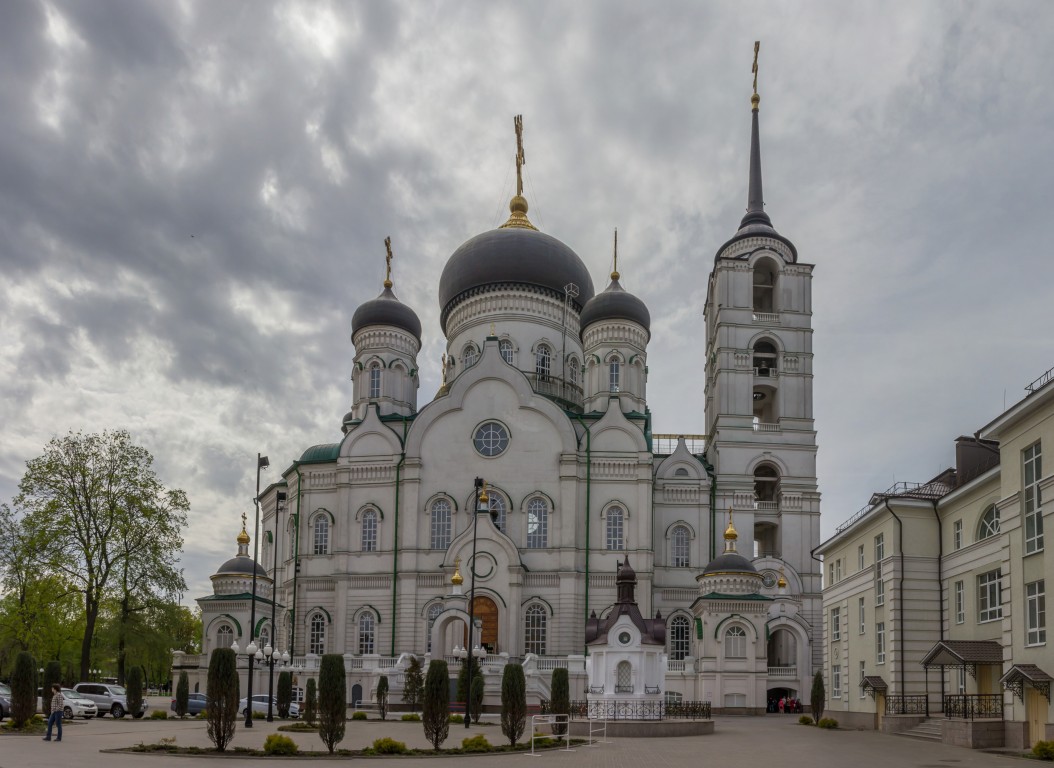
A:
883 500 906 698
390 415 408 657
929 498 944 710
575 415 593 657
291 463 303 656
700 454 717 561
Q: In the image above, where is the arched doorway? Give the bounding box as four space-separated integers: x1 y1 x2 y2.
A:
472 595 499 653
351 683 363 707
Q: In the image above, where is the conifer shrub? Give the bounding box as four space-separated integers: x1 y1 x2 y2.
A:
377 675 389 720
352 710 368 720
422 660 450 750
277 671 292 718
304 677 317 725
205 648 239 752
798 714 813 725
175 671 190 717
371 736 409 754
1033 740 1054 760
549 668 570 736
264 733 299 755
810 670 826 722
456 654 482 717
500 663 527 746
402 655 424 710
461 733 492 752
42 661 62 715
471 674 485 723
318 654 347 753
11 652 37 727
150 709 169 719
817 717 838 729
126 666 145 718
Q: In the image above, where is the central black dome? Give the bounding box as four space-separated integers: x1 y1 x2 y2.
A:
216 554 268 578
438 227 595 334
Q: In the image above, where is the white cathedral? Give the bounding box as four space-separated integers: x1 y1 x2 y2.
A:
178 68 823 714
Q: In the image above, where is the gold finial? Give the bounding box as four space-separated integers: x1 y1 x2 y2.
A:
237 510 250 545
777 565 787 589
611 228 620 280
490 323 496 337
751 41 761 110
451 556 464 586
724 507 738 541
383 236 393 288
479 480 489 506
500 115 537 230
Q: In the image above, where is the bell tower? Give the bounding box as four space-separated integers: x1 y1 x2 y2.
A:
703 42 822 667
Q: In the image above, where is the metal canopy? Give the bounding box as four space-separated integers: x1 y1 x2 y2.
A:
921 640 1003 678
860 675 888 699
999 664 1053 703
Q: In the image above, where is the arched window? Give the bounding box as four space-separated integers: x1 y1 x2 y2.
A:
431 499 452 550
426 604 443 654
313 515 330 555
724 626 747 658
369 362 382 398
978 505 1000 540
361 509 378 552
752 258 777 313
358 613 375 655
309 614 326 655
217 624 233 650
605 506 625 551
258 627 270 651
524 605 547 655
754 464 779 503
616 661 633 693
608 356 621 392
669 616 691 660
752 341 778 376
535 345 551 381
567 356 580 387
671 525 690 568
489 493 507 533
463 344 479 369
527 497 548 549
499 339 514 364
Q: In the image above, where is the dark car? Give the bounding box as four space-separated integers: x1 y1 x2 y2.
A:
170 692 209 716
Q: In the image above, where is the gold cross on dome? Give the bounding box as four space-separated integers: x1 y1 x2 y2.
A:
514 114 525 197
384 236 393 288
752 41 760 96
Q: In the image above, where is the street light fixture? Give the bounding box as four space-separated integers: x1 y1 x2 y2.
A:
267 490 287 721
464 478 497 728
245 453 269 727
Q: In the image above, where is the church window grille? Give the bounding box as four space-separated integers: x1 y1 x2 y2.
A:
361 509 377 552
474 421 509 457
313 516 330 555
526 498 548 549
431 500 452 550
358 613 376 655
426 604 443 654
489 493 506 533
568 356 580 386
616 661 633 693
289 521 296 559
535 345 551 381
669 616 690 660
524 605 546 655
724 626 746 658
978 505 1000 540
671 525 690 568
217 624 233 650
1024 443 1043 554
369 363 381 398
463 344 479 369
605 506 624 550
499 339 514 364
309 614 326 655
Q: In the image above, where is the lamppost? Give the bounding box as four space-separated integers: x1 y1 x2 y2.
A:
267 490 287 721
245 453 269 727
464 478 497 728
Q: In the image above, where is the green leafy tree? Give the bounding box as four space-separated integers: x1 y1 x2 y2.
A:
277 671 292 718
42 660 62 714
500 663 526 746
11 651 36 727
14 431 190 681
402 655 423 710
126 665 144 718
377 675 389 720
550 667 569 735
175 671 189 717
471 674 485 724
422 660 450 750
811 670 826 722
206 648 239 751
318 654 347 753
305 677 318 725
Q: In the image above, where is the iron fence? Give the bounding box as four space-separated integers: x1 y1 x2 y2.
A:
943 694 1003 720
545 699 712 720
885 694 929 716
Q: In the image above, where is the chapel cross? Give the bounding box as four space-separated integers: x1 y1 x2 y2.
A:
752 41 760 97
384 236 393 288
514 114 525 197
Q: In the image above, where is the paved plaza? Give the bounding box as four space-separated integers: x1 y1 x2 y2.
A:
0 698 1024 767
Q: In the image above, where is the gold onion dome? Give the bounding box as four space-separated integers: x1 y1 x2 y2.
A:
451 557 464 586
725 517 738 541
237 527 250 545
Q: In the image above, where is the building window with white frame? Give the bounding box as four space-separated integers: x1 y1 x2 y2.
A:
835 558 843 582
1027 580 1046 645
463 344 479 369
956 667 966 694
369 363 381 398
309 614 326 655
955 580 965 624
524 604 546 655
858 544 864 570
724 626 746 658
608 357 621 392
978 504 1000 540
953 519 963 550
313 516 330 555
859 660 866 698
671 525 690 568
358 612 375 655
605 506 625 550
499 339 514 364
361 509 378 552
858 596 865 634
567 355 580 387
876 577 885 606
526 497 548 549
876 622 886 664
978 569 1002 623
669 616 690 660
1024 443 1043 554
430 499 452 550
832 664 842 698
535 345 551 381
831 607 841 642
217 624 233 650
874 532 885 562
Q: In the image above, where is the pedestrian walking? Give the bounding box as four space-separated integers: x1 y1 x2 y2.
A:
43 683 64 742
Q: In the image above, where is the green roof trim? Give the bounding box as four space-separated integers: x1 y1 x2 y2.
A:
199 593 282 607
300 443 340 463
697 592 772 601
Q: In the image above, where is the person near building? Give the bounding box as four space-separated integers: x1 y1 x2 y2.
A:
43 684 64 742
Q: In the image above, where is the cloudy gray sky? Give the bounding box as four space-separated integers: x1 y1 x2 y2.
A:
2 1 1052 604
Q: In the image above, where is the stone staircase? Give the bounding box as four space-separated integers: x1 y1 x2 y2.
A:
898 718 943 742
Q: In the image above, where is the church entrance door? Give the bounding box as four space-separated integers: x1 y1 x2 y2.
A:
472 596 499 653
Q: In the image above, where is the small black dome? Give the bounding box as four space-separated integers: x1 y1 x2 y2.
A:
579 277 650 337
216 555 268 578
352 286 422 342
438 228 594 333
702 552 758 575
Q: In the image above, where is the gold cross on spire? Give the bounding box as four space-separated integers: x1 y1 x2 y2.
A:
514 114 525 197
611 227 620 280
384 236 393 288
751 41 761 108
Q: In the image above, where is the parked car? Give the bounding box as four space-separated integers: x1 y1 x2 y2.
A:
170 692 209 716
72 682 148 718
0 682 10 720
238 694 299 718
59 688 98 719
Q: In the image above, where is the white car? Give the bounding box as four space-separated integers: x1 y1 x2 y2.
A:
60 688 98 719
238 694 299 718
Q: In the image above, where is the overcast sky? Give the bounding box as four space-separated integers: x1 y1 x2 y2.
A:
2 1 1052 605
